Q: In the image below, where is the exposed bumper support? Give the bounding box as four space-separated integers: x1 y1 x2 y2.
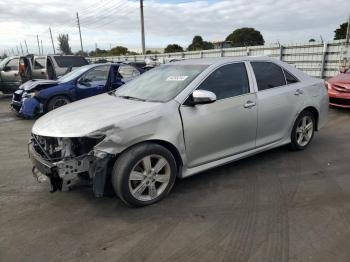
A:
28 141 112 195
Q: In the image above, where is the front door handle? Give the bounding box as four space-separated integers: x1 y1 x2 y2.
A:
244 101 256 109
294 89 304 96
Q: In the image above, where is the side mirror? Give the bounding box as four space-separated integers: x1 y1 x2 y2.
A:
191 90 216 105
3 66 11 72
78 78 90 87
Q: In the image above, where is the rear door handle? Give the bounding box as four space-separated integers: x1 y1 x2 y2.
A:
244 101 256 109
294 89 304 96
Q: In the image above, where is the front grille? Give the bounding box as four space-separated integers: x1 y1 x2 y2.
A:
333 86 350 93
13 92 23 102
329 97 350 106
11 103 21 112
32 135 63 162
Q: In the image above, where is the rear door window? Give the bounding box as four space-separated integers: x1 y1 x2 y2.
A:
251 62 286 91
198 62 250 100
54 56 89 68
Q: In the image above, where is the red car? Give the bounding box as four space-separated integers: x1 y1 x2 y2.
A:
326 68 350 108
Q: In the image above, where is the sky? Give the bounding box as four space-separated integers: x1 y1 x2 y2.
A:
0 0 349 54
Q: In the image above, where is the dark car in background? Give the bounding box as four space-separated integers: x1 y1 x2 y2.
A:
10 63 143 118
0 55 89 93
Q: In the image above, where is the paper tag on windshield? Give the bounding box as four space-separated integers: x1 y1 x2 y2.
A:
166 76 188 81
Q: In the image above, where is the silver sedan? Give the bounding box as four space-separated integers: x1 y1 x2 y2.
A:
29 56 328 207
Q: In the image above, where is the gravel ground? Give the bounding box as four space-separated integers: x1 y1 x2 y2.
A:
1 94 350 262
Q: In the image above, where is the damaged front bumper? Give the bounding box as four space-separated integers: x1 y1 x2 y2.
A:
10 90 43 118
28 139 112 197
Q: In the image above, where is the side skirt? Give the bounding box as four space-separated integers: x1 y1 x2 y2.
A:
181 139 291 179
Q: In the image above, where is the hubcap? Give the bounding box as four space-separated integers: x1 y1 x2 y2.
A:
128 155 171 201
296 115 313 147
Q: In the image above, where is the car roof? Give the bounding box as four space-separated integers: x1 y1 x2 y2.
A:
170 56 279 66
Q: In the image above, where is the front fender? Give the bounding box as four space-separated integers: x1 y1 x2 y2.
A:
91 102 187 168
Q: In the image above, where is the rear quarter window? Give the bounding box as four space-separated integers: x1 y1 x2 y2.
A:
53 56 89 68
283 69 299 84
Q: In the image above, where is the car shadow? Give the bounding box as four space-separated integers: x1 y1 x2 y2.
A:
65 145 292 217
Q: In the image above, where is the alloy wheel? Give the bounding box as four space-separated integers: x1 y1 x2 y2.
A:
296 115 314 147
128 154 171 201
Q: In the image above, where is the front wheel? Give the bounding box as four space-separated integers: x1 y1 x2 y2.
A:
111 143 177 207
47 95 71 112
289 110 315 150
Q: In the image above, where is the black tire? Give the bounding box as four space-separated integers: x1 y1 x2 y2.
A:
46 95 71 112
112 143 177 207
289 110 315 151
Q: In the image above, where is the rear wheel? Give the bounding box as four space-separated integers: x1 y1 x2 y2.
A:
290 110 315 150
47 95 71 112
111 143 177 207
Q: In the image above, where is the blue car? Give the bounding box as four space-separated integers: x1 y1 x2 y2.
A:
10 63 143 118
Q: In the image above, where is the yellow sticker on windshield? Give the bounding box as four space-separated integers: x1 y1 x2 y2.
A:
166 76 188 81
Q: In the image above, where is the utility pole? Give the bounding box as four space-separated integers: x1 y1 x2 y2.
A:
140 0 146 54
20 42 24 55
24 40 29 54
346 14 350 46
49 27 56 54
76 12 84 54
41 40 44 55
36 35 41 55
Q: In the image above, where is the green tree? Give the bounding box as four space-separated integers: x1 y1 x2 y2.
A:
57 34 72 55
334 22 349 40
75 50 88 57
188 36 214 51
309 38 316 43
225 28 264 47
89 48 108 57
146 50 161 54
109 46 128 56
164 44 184 53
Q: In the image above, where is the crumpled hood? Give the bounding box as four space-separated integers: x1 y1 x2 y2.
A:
20 79 59 91
32 93 162 137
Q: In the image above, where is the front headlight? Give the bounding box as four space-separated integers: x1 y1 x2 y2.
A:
23 91 38 98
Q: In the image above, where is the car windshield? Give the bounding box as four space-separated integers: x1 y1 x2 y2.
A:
0 58 10 69
58 65 93 83
114 64 208 102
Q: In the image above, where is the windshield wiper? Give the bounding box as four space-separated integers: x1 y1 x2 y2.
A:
116 95 147 102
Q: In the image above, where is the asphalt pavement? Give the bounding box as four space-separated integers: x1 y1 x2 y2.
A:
1 94 350 262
